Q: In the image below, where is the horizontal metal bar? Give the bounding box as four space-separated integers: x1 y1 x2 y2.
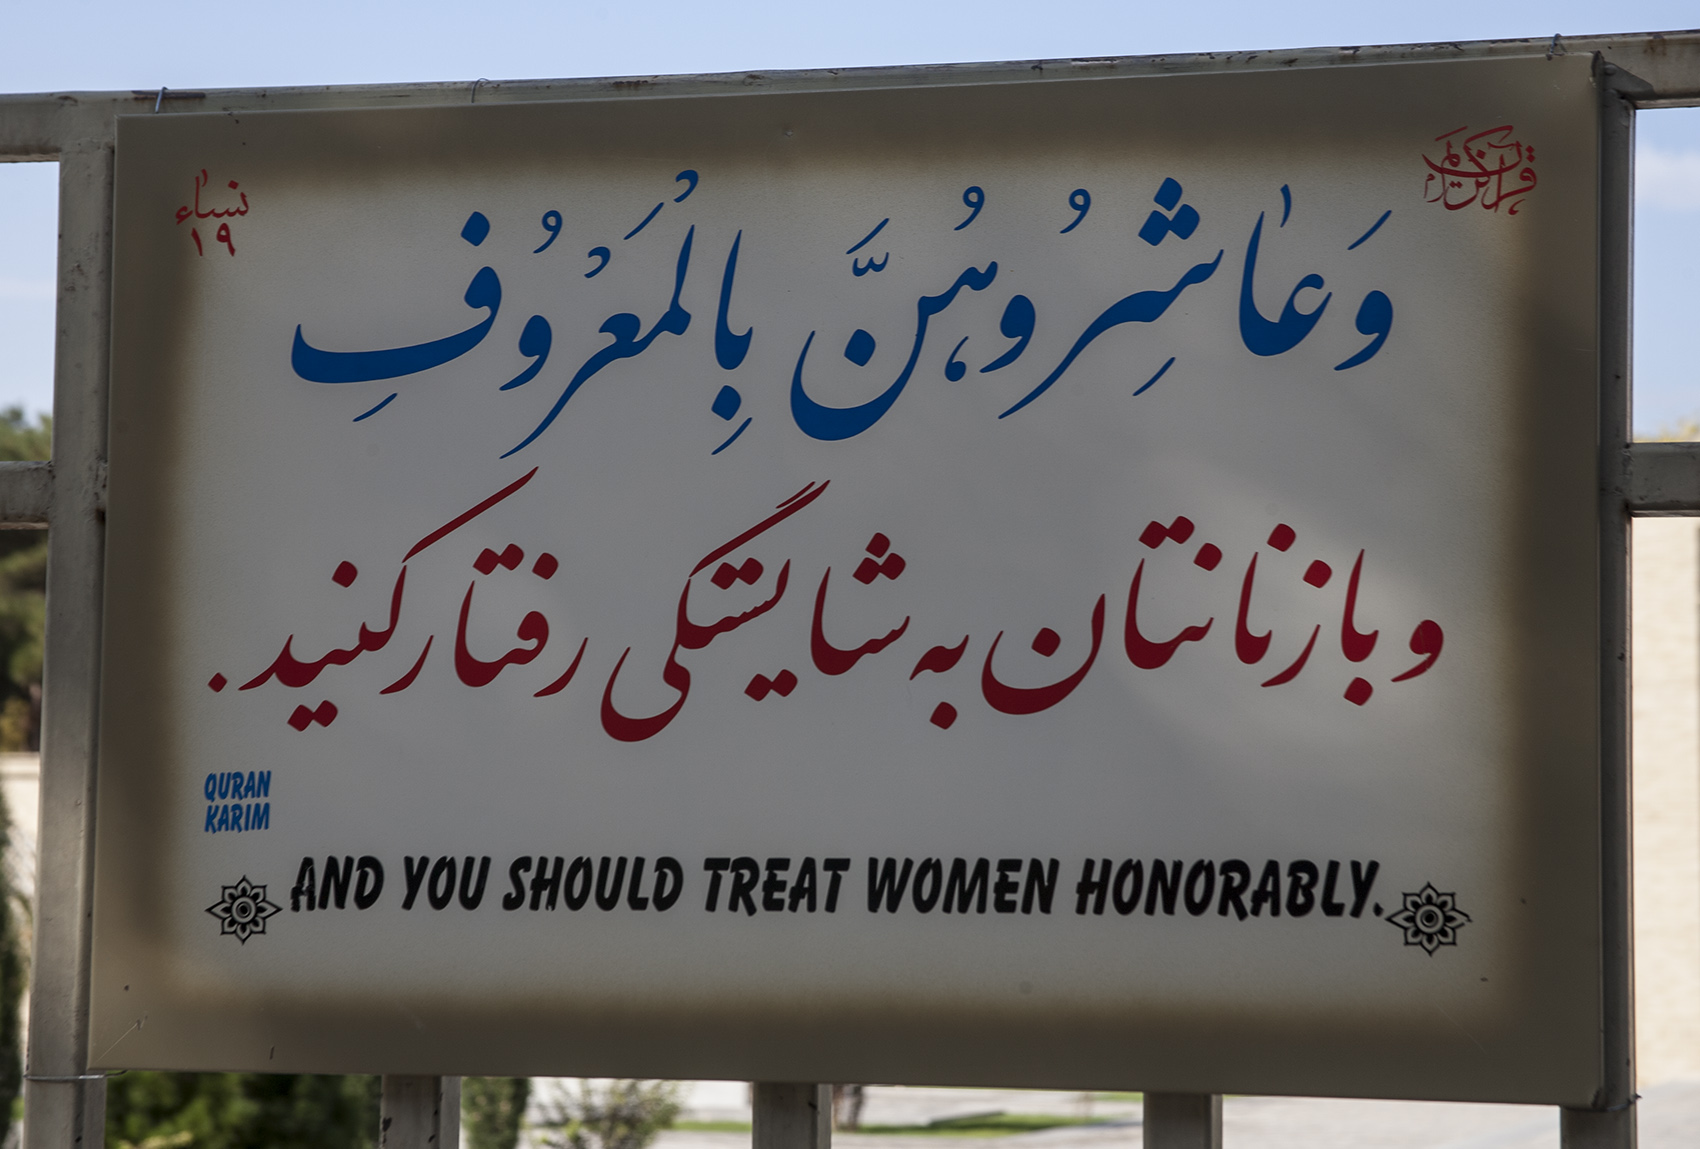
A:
1625 441 1700 513
3 29 1698 158
0 461 53 526
1583 29 1700 104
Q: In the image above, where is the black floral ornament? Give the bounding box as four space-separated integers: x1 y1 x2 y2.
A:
206 877 281 944
1388 883 1470 954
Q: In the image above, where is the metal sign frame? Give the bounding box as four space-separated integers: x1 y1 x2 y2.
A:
2 29 1698 1149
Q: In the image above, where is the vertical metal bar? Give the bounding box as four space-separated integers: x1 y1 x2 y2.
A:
752 1083 831 1149
1142 1093 1222 1149
1561 62 1637 1149
21 136 114 1149
380 1075 460 1148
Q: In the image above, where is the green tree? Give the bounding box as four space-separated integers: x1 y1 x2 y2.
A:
0 406 50 752
104 1072 380 1149
463 1076 530 1149
0 407 50 462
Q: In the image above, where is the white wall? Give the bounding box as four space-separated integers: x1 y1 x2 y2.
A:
1632 518 1700 1085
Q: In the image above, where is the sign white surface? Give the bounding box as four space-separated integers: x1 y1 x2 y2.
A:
95 55 1604 1102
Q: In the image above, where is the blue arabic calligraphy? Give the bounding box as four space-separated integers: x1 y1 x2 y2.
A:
291 175 1395 452
791 264 998 441
503 226 695 457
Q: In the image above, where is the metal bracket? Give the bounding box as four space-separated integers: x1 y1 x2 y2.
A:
0 461 52 527
1625 442 1700 514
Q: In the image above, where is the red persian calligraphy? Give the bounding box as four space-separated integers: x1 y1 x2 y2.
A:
1422 125 1536 215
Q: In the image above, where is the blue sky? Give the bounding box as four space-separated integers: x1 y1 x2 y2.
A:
1 1 1696 430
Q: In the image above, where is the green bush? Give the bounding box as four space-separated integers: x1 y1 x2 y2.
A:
104 1072 379 1149
534 1080 681 1149
0 787 23 1148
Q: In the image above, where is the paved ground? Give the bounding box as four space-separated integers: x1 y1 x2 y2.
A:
574 1080 1700 1149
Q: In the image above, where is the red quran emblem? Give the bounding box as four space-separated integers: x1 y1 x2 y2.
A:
1423 125 1536 215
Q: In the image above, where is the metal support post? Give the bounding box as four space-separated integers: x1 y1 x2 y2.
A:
752 1083 831 1149
1563 1108 1635 1149
380 1075 460 1149
1559 64 1638 1149
1142 1093 1221 1149
22 137 115 1149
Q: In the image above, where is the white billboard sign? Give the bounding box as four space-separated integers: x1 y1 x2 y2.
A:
94 55 1603 1103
